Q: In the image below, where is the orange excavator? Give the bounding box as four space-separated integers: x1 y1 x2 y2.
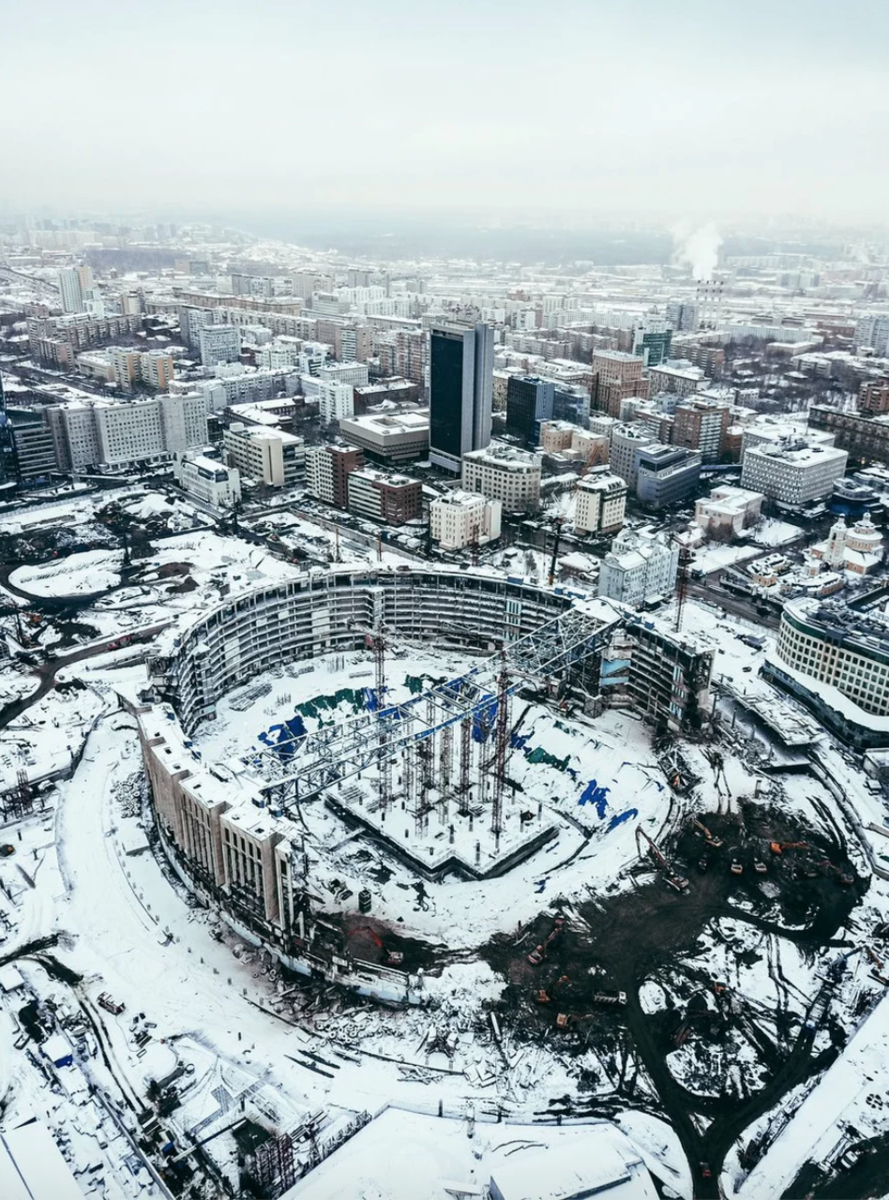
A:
770 841 808 855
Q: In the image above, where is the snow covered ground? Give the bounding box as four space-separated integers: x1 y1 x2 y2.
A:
10 549 124 597
194 647 671 945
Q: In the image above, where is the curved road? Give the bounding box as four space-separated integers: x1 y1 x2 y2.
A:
0 622 169 737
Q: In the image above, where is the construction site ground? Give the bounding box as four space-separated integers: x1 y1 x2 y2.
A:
479 802 873 1199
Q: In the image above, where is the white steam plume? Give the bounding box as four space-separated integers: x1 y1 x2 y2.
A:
671 221 723 280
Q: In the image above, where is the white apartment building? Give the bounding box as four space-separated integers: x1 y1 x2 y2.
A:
199 324 241 368
740 440 848 507
173 453 241 509
223 423 305 488
319 360 369 388
58 266 92 314
461 444 541 513
170 365 300 413
318 380 354 424
429 490 502 550
46 395 206 470
694 486 763 537
598 528 680 607
647 361 707 398
609 424 656 489
46 403 101 470
575 471 627 536
588 414 621 443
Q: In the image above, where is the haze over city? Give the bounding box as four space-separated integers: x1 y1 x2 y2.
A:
3 0 888 232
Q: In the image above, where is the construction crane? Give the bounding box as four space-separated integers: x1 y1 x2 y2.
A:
547 516 565 587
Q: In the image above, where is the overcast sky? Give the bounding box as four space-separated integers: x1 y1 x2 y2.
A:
2 0 886 226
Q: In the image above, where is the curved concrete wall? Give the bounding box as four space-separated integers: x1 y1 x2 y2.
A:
158 566 577 732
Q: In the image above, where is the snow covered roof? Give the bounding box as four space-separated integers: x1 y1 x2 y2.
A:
1 1121 83 1200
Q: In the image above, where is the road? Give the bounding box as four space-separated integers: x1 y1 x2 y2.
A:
687 573 781 631
0 623 169 737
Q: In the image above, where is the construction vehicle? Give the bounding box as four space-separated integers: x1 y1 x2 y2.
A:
592 991 627 1007
556 1012 570 1028
770 841 808 855
636 828 689 893
693 818 724 849
527 914 565 966
819 860 854 887
730 859 744 876
753 858 767 874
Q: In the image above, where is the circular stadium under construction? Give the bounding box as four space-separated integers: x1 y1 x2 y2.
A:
134 565 712 1002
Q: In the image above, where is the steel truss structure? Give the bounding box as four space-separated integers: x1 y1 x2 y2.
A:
249 605 618 812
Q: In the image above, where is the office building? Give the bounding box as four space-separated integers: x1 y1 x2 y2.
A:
609 423 656 489
199 324 241 368
765 599 889 747
173 453 241 508
346 468 422 525
632 315 672 367
574 471 627 536
694 486 764 538
338 410 429 464
809 404 889 465
598 528 680 607
553 385 591 428
461 444 541 512
505 375 554 445
591 350 647 417
305 444 364 507
429 491 501 550
741 439 848 508
223 424 305 488
635 445 702 510
46 394 206 470
742 421 835 452
672 398 731 462
172 365 300 413
4 407 58 484
429 323 494 472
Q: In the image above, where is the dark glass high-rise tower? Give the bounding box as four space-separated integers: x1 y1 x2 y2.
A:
0 372 18 496
429 323 494 472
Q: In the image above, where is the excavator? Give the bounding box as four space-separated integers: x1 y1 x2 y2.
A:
770 841 808 855
636 828 689 893
818 859 854 887
527 913 566 966
693 818 723 849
